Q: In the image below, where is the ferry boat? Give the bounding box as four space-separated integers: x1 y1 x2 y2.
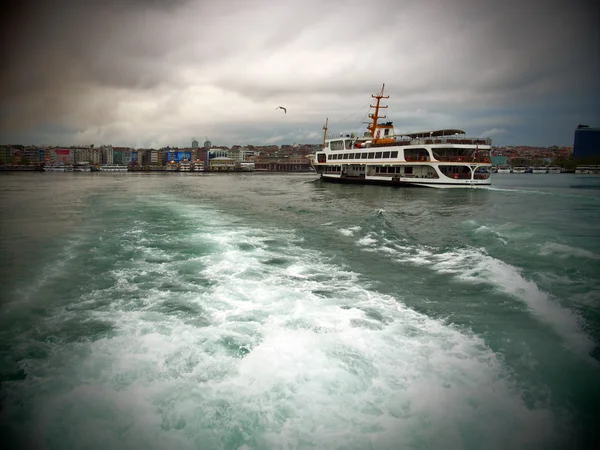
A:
532 167 548 174
43 164 66 172
312 84 492 188
99 164 128 172
512 166 527 174
575 165 600 174
73 162 90 172
179 160 192 172
497 166 511 174
547 166 561 174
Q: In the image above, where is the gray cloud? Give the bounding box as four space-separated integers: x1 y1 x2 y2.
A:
1 0 598 147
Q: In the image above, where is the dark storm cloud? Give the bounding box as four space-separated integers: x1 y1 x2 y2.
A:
0 0 199 137
0 0 598 147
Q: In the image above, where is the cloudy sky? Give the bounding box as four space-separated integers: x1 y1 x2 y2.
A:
1 0 598 148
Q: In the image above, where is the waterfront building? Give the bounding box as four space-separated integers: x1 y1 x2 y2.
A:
254 156 312 172
90 148 102 165
209 148 228 158
21 147 41 165
142 149 161 166
102 146 114 165
192 139 199 148
209 157 236 171
74 147 91 163
573 125 600 158
193 148 209 170
54 148 73 165
204 140 212 149
0 145 19 164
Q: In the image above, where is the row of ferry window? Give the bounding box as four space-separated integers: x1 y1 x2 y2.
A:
321 166 413 173
328 151 399 160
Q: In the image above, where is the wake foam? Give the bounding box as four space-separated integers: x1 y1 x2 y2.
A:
539 242 600 261
0 201 570 449
363 232 597 361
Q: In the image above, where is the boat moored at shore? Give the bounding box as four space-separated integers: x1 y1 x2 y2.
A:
99 164 128 172
312 85 493 188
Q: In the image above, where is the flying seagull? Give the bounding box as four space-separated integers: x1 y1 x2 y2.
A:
276 106 287 114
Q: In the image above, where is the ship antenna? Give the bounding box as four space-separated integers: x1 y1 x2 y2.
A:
367 83 389 145
322 118 328 149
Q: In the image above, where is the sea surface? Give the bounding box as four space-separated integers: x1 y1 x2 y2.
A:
1 172 599 450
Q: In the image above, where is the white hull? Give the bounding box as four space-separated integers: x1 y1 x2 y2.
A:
319 171 491 188
497 168 511 174
99 165 128 172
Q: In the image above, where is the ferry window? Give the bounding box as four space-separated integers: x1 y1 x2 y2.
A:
368 153 375 159
327 154 332 160
343 154 349 159
375 152 382 158
330 140 344 151
404 148 428 160
404 167 413 174
345 140 354 149
361 153 368 158
384 129 390 136
383 151 390 158
391 151 398 158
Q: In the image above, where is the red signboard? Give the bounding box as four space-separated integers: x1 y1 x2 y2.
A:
55 150 70 155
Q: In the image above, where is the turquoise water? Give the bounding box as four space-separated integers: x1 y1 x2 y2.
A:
0 172 599 449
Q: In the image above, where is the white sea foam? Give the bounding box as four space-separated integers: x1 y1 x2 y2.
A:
356 233 378 246
338 225 361 236
2 202 567 450
539 242 600 260
368 234 596 360
474 225 508 245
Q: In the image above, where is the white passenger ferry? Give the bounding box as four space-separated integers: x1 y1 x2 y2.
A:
43 164 67 172
99 164 128 172
179 160 192 172
312 85 492 188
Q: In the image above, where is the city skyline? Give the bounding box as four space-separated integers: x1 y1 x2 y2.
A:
1 0 599 149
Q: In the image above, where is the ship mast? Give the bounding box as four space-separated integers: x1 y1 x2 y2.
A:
322 117 328 149
367 83 389 145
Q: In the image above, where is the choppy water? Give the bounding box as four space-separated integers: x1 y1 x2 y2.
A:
1 172 599 450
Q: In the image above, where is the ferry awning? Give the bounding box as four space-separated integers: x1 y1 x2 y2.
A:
400 129 466 138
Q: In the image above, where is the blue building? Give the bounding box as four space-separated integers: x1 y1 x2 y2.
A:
573 125 600 158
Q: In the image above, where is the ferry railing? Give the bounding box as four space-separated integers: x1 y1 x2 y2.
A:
325 135 492 146
409 136 492 145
